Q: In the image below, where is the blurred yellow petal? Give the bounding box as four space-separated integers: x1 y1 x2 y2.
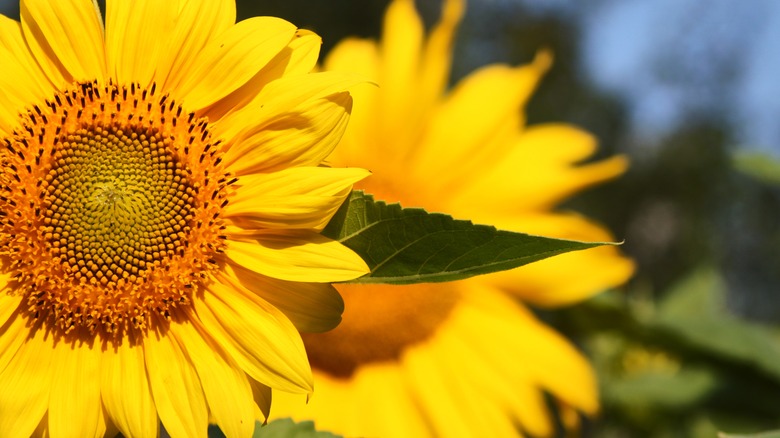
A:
404 348 480 436
378 0 423 147
412 55 551 191
289 0 634 435
322 39 381 166
274 365 433 437
424 332 522 437
451 124 629 213
353 366 432 436
435 332 542 436
418 0 464 111
488 243 635 307
458 289 599 415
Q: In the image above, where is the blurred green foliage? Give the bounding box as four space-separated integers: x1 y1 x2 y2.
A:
207 419 340 438
253 419 340 438
552 267 780 436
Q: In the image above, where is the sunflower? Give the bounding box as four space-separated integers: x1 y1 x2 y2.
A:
270 0 635 436
0 0 371 437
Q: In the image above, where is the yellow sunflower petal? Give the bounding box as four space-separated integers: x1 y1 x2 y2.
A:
225 232 368 283
418 0 464 112
322 39 381 166
354 366 431 437
218 72 363 174
101 341 158 438
172 318 255 438
491 244 635 307
324 38 380 80
402 342 477 436
440 334 538 436
461 289 599 415
0 15 54 133
204 28 322 121
446 295 555 435
31 412 48 437
105 0 177 87
451 124 629 213
426 334 521 437
194 281 313 394
225 167 369 231
262 29 322 79
229 92 351 176
19 0 101 86
378 0 423 141
249 379 272 423
272 382 355 434
411 54 551 185
215 71 363 140
0 295 26 376
48 341 105 438
159 0 236 94
173 17 296 111
144 329 208 438
274 364 433 437
0 329 54 437
0 273 19 320
227 263 345 333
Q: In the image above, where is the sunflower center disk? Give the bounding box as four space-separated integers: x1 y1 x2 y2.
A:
44 127 195 285
0 81 229 337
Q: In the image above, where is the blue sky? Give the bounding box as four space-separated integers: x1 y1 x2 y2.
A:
579 0 780 151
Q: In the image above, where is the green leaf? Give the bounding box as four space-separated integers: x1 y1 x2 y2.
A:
732 151 780 186
654 268 780 382
718 431 780 438
323 191 614 284
603 365 718 411
253 419 341 438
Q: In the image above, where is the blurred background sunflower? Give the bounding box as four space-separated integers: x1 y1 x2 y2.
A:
236 1 779 436
4 0 778 436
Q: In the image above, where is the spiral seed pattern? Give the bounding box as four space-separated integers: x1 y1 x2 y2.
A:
0 81 231 337
43 126 196 285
